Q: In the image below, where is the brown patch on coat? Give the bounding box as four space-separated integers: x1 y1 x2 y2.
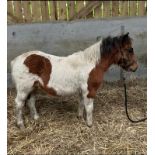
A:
87 36 121 98
87 58 112 98
87 33 137 98
87 65 103 98
24 54 51 85
24 54 57 96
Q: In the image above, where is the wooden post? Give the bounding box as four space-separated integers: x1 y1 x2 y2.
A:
31 1 41 22
138 1 146 16
58 1 67 20
7 1 14 15
103 1 111 18
49 1 58 20
129 1 137 16
68 1 75 20
120 1 129 17
13 1 23 22
7 1 15 24
40 1 50 22
94 5 102 19
112 1 119 17
22 1 32 23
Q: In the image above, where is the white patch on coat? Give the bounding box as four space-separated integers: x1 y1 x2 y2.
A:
11 41 101 96
11 41 102 128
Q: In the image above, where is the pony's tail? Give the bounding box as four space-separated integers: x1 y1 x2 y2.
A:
10 59 15 85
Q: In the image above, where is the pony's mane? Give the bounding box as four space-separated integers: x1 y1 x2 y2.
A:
100 33 132 57
100 36 120 57
76 33 131 65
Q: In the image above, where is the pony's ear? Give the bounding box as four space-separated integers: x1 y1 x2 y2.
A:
120 32 130 46
126 32 129 36
123 32 129 38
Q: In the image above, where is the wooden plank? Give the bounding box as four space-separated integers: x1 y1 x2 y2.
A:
31 1 41 22
103 1 111 17
85 1 94 19
94 5 102 19
7 15 15 24
129 1 137 16
7 1 13 15
40 1 50 22
49 1 57 20
120 1 128 16
68 1 75 20
13 1 23 22
138 1 146 16
112 1 119 16
22 1 32 23
83 1 89 19
58 1 67 20
86 11 93 19
7 12 19 23
70 1 102 20
76 1 84 13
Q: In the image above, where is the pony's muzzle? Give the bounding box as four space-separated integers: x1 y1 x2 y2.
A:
128 62 138 72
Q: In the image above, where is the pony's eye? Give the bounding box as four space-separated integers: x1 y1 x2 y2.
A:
128 48 133 53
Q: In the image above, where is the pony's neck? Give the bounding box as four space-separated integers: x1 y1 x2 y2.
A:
99 52 116 72
82 41 101 65
82 41 117 71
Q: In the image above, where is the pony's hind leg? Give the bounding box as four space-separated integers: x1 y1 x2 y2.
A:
26 94 39 120
15 91 28 129
15 81 34 129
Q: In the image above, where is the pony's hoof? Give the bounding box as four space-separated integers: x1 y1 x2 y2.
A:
16 122 25 129
77 115 83 120
87 124 92 128
34 114 40 120
86 122 92 128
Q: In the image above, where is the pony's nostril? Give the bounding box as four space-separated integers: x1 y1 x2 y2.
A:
130 65 138 72
133 67 137 72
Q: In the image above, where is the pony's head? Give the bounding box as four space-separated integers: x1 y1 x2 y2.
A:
100 33 138 72
117 32 138 72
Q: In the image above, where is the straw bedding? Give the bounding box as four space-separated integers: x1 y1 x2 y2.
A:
7 79 146 155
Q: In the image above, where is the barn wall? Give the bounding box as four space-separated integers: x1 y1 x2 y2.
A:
7 17 147 87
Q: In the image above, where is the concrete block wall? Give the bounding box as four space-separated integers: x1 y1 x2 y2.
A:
7 17 147 87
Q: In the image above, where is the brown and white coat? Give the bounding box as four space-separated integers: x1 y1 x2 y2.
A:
11 33 138 128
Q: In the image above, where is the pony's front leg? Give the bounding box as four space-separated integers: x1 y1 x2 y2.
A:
83 97 94 127
77 92 84 119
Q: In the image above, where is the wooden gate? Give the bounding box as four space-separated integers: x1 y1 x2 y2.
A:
7 1 147 24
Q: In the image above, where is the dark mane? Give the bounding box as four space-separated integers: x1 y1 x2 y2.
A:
100 33 132 57
100 36 120 57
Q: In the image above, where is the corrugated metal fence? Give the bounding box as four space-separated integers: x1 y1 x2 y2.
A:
7 1 147 24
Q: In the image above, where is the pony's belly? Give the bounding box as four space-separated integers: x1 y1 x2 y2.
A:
48 74 80 96
52 83 79 96
48 63 82 96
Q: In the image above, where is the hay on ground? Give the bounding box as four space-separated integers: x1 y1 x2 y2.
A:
7 79 147 155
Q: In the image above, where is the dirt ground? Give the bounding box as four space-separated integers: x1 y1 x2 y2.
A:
7 79 147 155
